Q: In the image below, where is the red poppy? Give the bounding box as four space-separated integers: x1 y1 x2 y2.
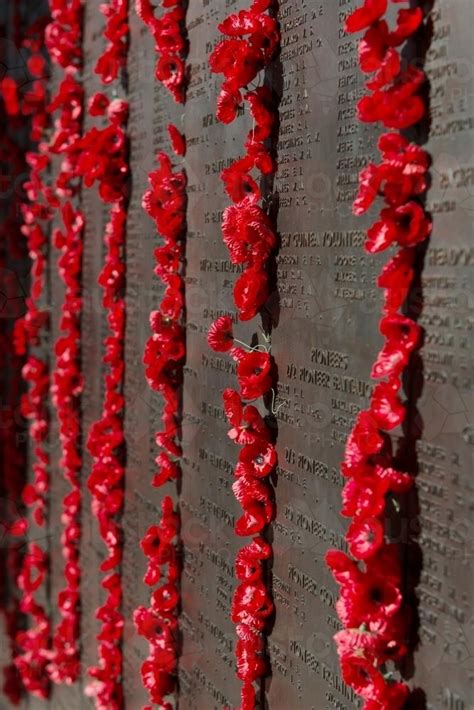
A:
341 656 386 700
88 92 110 116
377 248 414 313
107 98 129 125
372 314 420 378
235 502 270 536
245 86 274 141
231 581 273 627
156 55 185 103
152 452 180 488
345 0 388 34
152 11 186 56
365 201 431 253
375 464 412 493
358 22 391 73
363 680 410 709
357 68 425 129
221 157 260 203
233 475 273 517
0 77 20 116
217 86 242 123
245 139 275 174
234 267 269 320
151 583 179 613
370 379 404 430
325 550 360 586
346 517 384 559
235 537 271 581
342 476 389 519
337 574 402 630
222 198 276 266
343 411 384 477
226 403 269 445
136 0 156 25
218 10 262 37
389 8 423 46
209 39 263 90
335 621 408 666
27 54 46 79
208 315 234 352
141 526 165 560
353 143 428 216
238 440 276 476
236 350 272 399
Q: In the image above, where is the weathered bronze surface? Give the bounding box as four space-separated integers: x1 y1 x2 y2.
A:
11 1 474 709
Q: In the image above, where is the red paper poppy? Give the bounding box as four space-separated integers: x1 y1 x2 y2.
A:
365 201 431 253
245 86 275 141
377 248 414 314
345 0 388 34
209 39 263 90
238 440 276 477
208 315 234 352
236 350 272 400
217 86 242 123
341 476 389 519
222 199 276 266
222 158 260 203
370 379 404 430
234 268 269 320
88 92 110 116
156 55 185 103
346 517 384 559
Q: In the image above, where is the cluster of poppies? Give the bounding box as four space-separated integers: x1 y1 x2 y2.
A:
45 0 83 69
47 26 85 681
81 117 128 709
135 0 187 103
208 2 279 707
95 0 129 84
224 384 276 709
0 131 27 706
325 2 431 708
134 497 181 708
135 118 187 710
76 10 129 705
138 148 186 703
133 2 187 704
0 12 56 699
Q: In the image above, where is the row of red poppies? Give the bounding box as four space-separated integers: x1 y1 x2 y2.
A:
45 8 85 684
6 1 86 698
2 0 129 705
79 2 130 708
0 25 51 690
206 2 280 708
325 2 430 708
0 37 29 698
6 0 430 708
133 1 187 706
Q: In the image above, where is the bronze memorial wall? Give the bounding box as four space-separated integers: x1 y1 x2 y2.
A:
2 1 472 709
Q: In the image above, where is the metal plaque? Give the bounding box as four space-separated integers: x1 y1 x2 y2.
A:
11 1 474 709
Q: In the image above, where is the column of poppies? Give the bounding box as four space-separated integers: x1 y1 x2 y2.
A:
133 149 186 706
208 3 280 709
44 0 85 685
133 1 187 706
3 10 54 699
79 2 129 708
325 2 430 709
0 45 31 704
